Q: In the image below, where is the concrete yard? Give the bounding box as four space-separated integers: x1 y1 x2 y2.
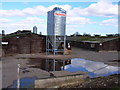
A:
0 47 119 88
15 47 119 66
70 47 119 66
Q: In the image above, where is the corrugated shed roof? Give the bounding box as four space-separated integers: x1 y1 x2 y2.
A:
67 36 120 43
101 37 120 43
81 41 101 43
81 37 120 43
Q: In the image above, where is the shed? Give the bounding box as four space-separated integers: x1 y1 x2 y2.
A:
99 38 120 51
2 30 46 56
68 37 120 51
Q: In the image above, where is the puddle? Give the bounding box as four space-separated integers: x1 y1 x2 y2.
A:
8 77 36 88
8 58 120 88
64 58 120 78
27 58 71 71
8 59 71 88
27 58 120 78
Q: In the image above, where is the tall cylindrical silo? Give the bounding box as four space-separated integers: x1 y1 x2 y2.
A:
33 26 37 34
47 7 66 55
47 7 66 36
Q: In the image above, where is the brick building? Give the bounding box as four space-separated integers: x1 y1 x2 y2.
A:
2 30 46 56
68 37 120 51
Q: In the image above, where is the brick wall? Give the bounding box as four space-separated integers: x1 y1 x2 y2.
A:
100 38 120 51
2 33 46 55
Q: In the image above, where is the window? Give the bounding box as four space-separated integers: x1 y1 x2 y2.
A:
91 44 95 48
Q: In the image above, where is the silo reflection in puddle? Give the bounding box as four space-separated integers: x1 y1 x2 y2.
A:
45 59 71 71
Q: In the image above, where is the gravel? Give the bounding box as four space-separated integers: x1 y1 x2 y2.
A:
59 74 120 88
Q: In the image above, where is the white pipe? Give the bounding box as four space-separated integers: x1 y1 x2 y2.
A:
17 64 20 89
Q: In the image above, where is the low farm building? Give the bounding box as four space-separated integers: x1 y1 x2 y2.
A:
1 30 71 56
68 37 120 51
2 30 46 56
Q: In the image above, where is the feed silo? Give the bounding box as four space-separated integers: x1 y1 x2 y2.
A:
2 30 5 35
46 7 66 55
33 26 37 34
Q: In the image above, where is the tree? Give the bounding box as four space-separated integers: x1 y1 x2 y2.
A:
83 33 91 36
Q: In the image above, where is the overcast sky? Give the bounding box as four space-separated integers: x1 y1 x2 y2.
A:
0 0 118 35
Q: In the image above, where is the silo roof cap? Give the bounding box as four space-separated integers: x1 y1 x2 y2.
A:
33 26 37 28
53 7 66 12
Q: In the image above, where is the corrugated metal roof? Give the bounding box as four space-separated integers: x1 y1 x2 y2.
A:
101 37 120 43
67 36 120 43
81 37 120 43
81 41 101 43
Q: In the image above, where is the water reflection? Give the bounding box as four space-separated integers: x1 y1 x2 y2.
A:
64 58 120 78
28 58 71 71
27 58 120 78
8 77 36 88
45 59 71 71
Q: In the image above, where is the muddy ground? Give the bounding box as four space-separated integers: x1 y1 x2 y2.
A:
59 74 120 88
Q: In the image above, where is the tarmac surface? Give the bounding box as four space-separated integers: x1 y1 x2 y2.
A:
0 47 119 88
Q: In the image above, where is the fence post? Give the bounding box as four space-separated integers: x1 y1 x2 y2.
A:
17 64 20 89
